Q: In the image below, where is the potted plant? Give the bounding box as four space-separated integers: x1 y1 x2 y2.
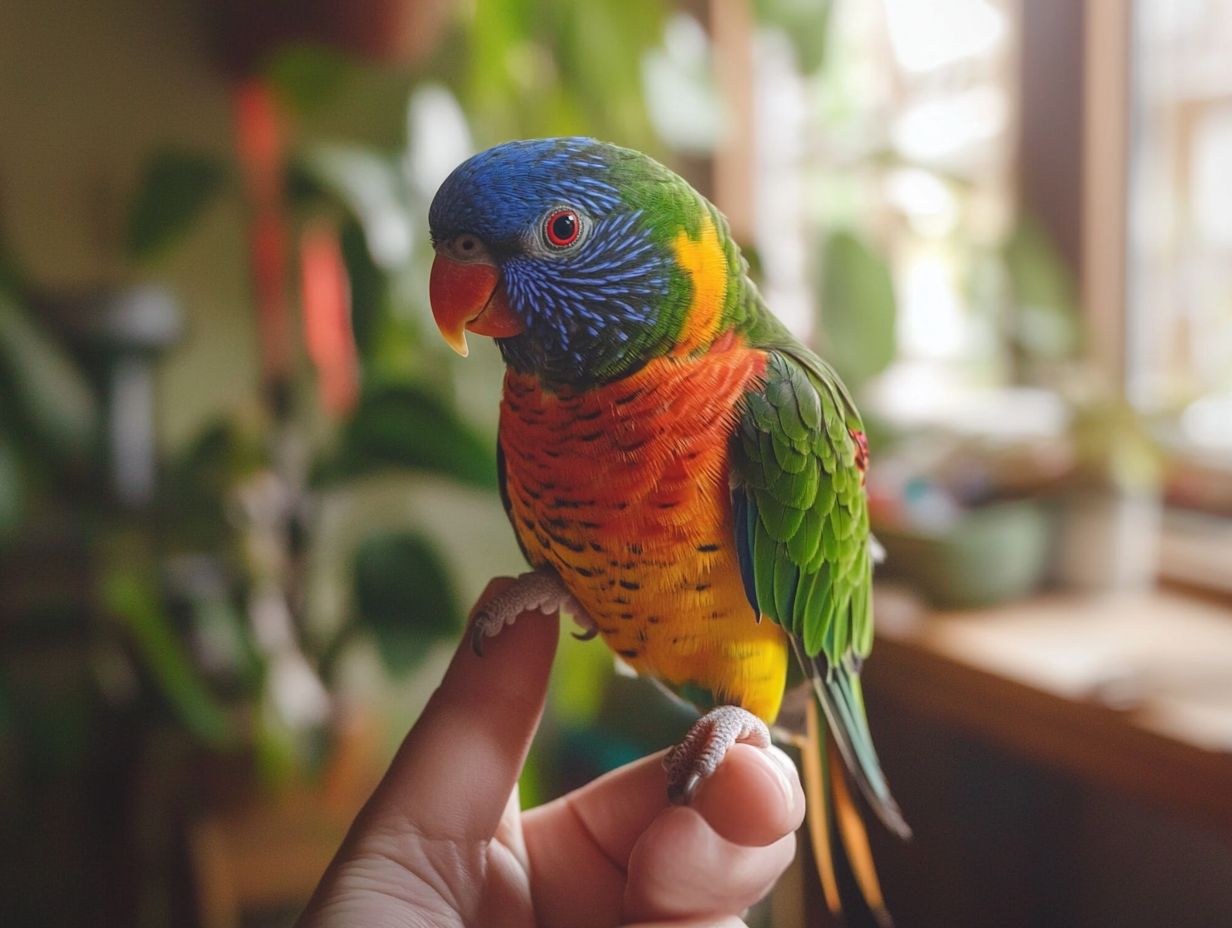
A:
1055 375 1163 593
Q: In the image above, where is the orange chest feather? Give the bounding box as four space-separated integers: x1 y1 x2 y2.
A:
498 346 788 721
499 347 766 555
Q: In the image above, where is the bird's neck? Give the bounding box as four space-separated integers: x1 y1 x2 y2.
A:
496 195 775 391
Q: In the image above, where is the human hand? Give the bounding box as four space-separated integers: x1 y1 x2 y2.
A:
295 578 805 928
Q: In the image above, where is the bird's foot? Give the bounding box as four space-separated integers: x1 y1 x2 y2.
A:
663 705 771 805
470 570 595 655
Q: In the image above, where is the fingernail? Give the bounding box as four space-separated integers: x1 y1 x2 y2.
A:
762 745 797 806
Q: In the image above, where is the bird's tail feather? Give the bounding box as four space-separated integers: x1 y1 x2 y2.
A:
801 699 896 927
800 701 841 914
826 704 892 927
789 638 910 925
792 638 910 839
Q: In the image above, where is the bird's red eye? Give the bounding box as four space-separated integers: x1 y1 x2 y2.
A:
544 209 581 248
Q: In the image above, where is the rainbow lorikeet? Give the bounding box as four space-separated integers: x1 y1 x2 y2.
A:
427 138 910 922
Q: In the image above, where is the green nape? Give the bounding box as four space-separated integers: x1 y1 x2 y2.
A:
605 143 773 356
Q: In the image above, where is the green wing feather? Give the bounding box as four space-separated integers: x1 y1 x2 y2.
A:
731 347 909 838
733 349 870 662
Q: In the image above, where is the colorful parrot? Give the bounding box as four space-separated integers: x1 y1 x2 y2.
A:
427 138 910 923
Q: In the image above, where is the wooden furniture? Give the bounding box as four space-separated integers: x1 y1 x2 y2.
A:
868 587 1232 834
860 587 1232 928
189 710 385 928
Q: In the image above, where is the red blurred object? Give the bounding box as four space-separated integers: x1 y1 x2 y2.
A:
251 212 292 387
232 80 292 389
233 81 282 199
300 222 359 416
205 0 453 74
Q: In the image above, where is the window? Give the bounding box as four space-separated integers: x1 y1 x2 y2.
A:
1127 0 1232 461
749 0 1023 426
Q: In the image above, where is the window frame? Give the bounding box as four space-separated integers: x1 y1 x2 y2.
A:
1082 1 1232 592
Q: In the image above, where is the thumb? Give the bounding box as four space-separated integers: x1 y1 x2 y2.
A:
358 577 560 841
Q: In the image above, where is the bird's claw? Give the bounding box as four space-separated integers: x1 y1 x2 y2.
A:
667 772 703 806
467 571 596 658
471 623 488 657
663 705 771 805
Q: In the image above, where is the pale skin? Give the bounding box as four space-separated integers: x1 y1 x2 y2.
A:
295 578 806 928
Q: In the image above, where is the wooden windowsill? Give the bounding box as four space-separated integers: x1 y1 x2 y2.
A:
865 586 1232 835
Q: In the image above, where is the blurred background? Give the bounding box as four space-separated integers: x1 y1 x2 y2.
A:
1 0 1230 926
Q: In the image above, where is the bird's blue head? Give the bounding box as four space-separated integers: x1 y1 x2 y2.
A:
428 137 735 388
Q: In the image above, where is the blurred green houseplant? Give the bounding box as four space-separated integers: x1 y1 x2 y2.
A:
1 4 677 918
113 117 490 775
94 0 688 785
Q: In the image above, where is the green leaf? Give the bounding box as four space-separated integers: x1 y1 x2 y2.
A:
101 569 233 746
321 384 497 489
550 620 618 726
0 289 97 459
462 0 663 149
126 150 229 261
160 417 267 549
1003 215 1081 364
0 434 25 546
352 531 462 676
0 670 13 741
264 43 355 114
296 145 412 269
756 0 835 73
819 230 897 391
338 217 386 358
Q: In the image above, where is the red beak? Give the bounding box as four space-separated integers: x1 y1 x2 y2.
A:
429 255 525 357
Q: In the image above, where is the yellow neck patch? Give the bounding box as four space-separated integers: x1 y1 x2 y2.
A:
670 211 729 356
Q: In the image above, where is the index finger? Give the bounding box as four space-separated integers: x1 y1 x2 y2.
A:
360 577 560 841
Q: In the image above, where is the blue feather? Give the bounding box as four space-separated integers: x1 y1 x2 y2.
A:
732 487 760 617
428 137 685 385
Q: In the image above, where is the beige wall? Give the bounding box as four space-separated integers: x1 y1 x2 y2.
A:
0 0 258 449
